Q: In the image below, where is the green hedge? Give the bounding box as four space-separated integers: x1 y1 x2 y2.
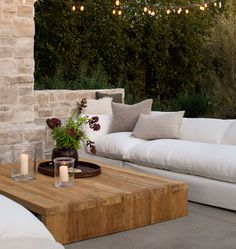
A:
35 0 235 118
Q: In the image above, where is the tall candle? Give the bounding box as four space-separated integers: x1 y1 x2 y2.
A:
20 153 29 175
59 165 69 182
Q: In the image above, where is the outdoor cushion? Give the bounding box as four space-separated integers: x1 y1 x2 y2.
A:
132 111 184 140
83 114 112 143
123 139 236 184
0 238 64 249
221 120 236 145
180 118 232 144
111 99 153 132
94 132 146 160
0 195 54 240
82 97 112 114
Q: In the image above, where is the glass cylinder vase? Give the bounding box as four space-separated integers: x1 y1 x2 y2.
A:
53 157 75 188
12 144 36 181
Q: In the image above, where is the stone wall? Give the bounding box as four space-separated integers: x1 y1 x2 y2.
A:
34 88 124 123
0 0 35 124
0 0 124 163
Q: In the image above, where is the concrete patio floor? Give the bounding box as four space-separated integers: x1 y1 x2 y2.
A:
65 202 236 249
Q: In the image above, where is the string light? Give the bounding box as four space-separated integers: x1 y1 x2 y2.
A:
115 0 120 6
80 5 85 11
70 0 223 16
177 8 182 14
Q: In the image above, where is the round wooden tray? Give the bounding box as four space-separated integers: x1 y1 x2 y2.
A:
38 161 101 178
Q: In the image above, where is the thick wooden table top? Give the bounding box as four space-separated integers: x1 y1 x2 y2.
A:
0 160 188 244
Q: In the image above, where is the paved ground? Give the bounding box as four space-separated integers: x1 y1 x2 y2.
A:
65 202 236 249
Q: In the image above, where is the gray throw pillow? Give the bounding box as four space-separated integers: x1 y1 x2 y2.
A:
132 111 185 140
96 92 123 103
111 99 153 132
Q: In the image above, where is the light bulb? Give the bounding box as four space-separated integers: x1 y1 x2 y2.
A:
72 5 76 11
118 10 122 15
151 11 155 16
148 10 151 15
115 0 120 6
177 8 182 14
166 9 171 15
144 7 148 12
112 9 116 15
80 5 85 11
204 3 208 8
218 1 222 8
214 2 217 7
185 9 189 14
199 6 205 11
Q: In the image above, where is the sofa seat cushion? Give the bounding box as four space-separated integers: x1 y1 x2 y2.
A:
123 139 236 183
95 132 147 160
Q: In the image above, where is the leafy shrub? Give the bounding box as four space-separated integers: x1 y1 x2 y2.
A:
171 94 209 118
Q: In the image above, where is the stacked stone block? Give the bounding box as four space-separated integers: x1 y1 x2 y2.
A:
0 0 124 163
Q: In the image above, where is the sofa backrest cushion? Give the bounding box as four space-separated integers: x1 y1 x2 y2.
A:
132 111 184 140
221 121 236 145
111 99 153 132
180 118 233 144
82 114 112 143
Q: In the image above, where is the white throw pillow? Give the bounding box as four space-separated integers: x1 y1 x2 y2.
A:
82 98 112 114
132 111 185 140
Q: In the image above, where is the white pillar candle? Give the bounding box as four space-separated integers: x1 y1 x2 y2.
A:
20 153 29 175
59 165 69 182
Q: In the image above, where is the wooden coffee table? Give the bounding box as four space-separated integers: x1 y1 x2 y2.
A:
0 160 188 244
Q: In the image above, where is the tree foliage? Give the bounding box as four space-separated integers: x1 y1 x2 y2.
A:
35 0 235 117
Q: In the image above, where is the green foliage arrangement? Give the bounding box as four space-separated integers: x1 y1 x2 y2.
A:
46 99 100 153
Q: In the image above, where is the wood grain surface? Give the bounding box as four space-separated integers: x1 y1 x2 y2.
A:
0 160 188 244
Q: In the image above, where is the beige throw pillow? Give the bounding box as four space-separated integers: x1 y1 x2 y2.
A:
111 99 153 132
82 98 112 114
132 111 185 140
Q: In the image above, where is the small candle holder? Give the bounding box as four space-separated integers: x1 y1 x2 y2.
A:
53 157 75 188
12 144 36 181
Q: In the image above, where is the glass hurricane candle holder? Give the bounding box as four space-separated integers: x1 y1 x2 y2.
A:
53 157 75 188
12 144 36 181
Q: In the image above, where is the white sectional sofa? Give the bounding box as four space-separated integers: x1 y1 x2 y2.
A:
81 112 236 211
0 195 64 249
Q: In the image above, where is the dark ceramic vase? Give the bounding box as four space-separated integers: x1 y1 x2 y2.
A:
52 147 78 165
